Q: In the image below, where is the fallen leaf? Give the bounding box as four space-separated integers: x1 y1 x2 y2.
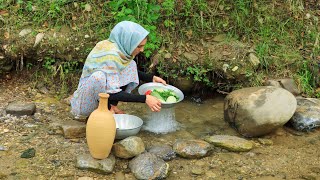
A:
0 10 8 15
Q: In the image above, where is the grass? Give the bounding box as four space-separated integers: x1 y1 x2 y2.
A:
1 0 319 97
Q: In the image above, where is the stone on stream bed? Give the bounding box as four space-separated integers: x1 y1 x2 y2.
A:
290 98 320 131
76 154 115 174
129 152 169 180
112 136 145 159
6 102 36 116
204 135 253 152
147 144 176 161
173 139 212 159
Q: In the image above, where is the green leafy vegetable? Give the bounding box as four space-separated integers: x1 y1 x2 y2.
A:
150 88 179 103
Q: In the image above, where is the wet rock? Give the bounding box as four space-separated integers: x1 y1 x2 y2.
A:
173 139 212 159
257 138 273 146
147 145 176 161
6 102 36 116
61 120 86 139
112 136 145 159
205 135 253 152
224 86 297 137
183 52 199 61
290 98 320 131
76 154 115 174
279 78 300 96
129 152 169 180
21 148 35 158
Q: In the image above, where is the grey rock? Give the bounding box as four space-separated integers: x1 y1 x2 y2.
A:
290 98 320 131
173 139 212 159
279 78 300 96
148 145 176 161
76 154 115 174
129 152 169 180
205 135 253 152
224 86 297 137
112 136 145 159
6 102 36 116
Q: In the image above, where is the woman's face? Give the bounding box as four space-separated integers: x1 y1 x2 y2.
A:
131 38 147 57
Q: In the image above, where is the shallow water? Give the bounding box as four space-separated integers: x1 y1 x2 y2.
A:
122 95 238 140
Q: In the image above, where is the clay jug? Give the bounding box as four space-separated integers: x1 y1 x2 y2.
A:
86 93 116 159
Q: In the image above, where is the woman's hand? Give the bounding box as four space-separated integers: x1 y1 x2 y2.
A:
153 76 167 85
146 95 162 112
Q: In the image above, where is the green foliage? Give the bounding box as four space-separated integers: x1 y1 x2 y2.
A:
108 0 161 57
297 61 318 97
186 65 213 87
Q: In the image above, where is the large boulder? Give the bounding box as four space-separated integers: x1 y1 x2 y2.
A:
224 86 297 137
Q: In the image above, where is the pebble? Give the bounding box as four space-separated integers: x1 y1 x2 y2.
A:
114 172 125 180
191 167 204 175
0 145 7 151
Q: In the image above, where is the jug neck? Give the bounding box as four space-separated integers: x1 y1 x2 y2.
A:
98 93 110 111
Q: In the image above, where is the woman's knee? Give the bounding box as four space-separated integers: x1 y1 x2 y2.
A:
91 71 106 80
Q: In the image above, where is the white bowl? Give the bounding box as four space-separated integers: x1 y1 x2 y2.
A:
113 114 143 139
138 82 184 108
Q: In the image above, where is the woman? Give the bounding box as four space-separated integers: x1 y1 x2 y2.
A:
71 21 165 117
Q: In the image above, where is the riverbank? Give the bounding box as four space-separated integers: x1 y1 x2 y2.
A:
0 74 319 179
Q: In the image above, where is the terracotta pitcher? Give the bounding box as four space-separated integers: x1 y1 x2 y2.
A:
86 93 116 159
